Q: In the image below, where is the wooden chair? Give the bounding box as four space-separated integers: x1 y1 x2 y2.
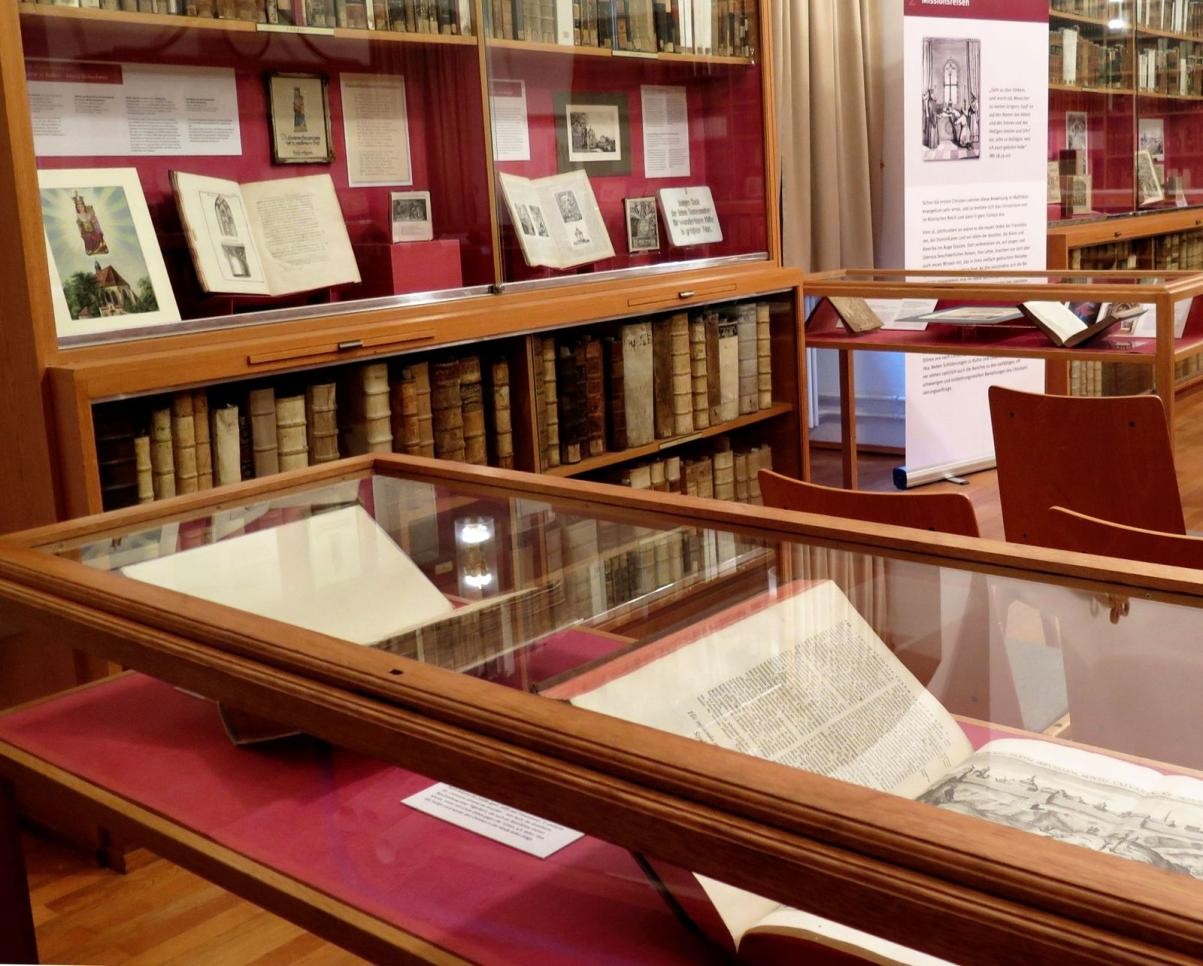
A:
1048 505 1203 569
758 470 1025 726
987 386 1185 548
1039 506 1203 768
758 471 980 537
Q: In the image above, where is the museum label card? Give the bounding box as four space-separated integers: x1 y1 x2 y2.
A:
489 79 531 163
341 73 413 187
641 85 690 178
658 186 722 246
403 783 584 859
28 60 240 157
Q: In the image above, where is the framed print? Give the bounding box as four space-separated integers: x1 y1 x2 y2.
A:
624 196 660 252
38 167 180 343
553 91 631 176
267 72 333 164
390 190 434 242
1065 110 1088 152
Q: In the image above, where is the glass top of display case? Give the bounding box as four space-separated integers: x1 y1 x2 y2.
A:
10 457 1203 958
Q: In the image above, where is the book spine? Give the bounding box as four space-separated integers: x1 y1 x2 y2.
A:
171 391 199 495
533 342 550 467
94 406 140 511
432 359 466 461
489 358 515 469
652 317 674 439
605 334 627 452
542 338 561 468
275 394 310 471
248 387 279 477
391 364 420 454
755 302 772 410
736 304 757 415
412 361 435 457
622 320 654 447
459 355 488 466
364 363 394 453
669 311 693 436
704 310 722 426
192 390 213 491
689 315 710 430
134 435 154 504
556 341 585 464
306 382 340 464
150 406 176 500
211 404 242 487
584 336 606 458
237 405 256 482
716 314 740 422
733 449 749 503
712 437 734 501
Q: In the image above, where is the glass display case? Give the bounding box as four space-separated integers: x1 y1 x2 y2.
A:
3 456 1203 961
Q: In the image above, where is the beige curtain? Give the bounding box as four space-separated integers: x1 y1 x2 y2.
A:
772 0 882 271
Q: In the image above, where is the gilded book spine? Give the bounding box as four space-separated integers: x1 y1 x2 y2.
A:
192 390 213 491
459 355 488 466
134 435 153 504
275 394 309 472
171 392 199 495
542 338 561 469
736 303 758 415
669 311 693 436
756 302 773 410
248 387 279 477
689 315 710 430
652 317 674 439
584 336 606 458
210 404 242 487
556 341 585 465
150 406 176 500
238 406 256 482
432 359 466 461
306 382 340 464
490 358 515 469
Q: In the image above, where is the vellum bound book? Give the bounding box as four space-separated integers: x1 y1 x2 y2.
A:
498 170 615 269
550 579 1203 961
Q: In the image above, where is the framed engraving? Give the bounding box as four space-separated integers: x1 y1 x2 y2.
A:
1066 111 1088 152
390 190 434 242
553 91 631 176
624 196 659 252
266 72 333 165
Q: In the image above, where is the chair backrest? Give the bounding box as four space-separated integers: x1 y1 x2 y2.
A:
988 386 1185 548
1049 506 1203 569
758 470 980 537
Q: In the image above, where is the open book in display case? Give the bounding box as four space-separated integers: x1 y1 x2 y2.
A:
0 0 780 540
6 457 1203 962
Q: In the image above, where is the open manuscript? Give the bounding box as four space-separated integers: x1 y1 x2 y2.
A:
497 170 614 269
555 580 1203 963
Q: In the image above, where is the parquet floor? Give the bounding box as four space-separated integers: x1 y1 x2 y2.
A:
20 386 1203 964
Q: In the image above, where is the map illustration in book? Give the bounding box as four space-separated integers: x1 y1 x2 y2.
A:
555 580 1203 960
172 170 360 296
498 170 614 269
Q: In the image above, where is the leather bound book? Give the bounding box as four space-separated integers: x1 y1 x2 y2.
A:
390 364 421 454
698 452 715 499
431 359 466 461
712 437 735 502
717 311 740 423
604 334 627 452
665 454 682 493
275 393 310 472
412 361 435 457
542 337 561 468
459 355 488 466
191 390 213 491
237 405 255 482
134 435 153 504
342 363 392 455
306 382 340 464
94 406 140 511
556 340 585 465
210 403 241 487
652 317 675 439
733 449 750 504
622 320 654 448
689 315 710 430
704 310 722 426
171 392 199 495
248 387 279 478
756 302 773 409
533 342 550 468
650 458 667 492
584 336 606 458
737 303 758 415
669 312 694 436
489 358 515 469
149 405 176 500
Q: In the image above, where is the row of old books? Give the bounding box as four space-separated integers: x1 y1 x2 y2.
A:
533 302 774 471
482 0 753 56
95 354 515 510
612 437 772 505
1137 41 1203 95
41 0 472 34
1050 28 1131 90
1133 0 1203 35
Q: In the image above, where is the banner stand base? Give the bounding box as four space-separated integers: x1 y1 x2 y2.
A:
893 456 997 490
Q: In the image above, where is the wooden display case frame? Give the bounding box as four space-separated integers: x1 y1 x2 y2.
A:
4 456 1203 961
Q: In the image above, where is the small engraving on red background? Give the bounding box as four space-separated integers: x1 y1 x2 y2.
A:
26 60 123 85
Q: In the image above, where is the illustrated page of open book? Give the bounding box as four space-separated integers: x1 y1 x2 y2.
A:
173 171 271 295
122 504 453 645
498 170 614 269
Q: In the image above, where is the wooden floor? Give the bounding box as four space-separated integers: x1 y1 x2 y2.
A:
19 386 1203 964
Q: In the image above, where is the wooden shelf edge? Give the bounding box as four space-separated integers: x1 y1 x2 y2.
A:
543 402 792 478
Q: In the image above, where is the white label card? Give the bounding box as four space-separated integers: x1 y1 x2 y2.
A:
403 783 584 859
658 185 722 246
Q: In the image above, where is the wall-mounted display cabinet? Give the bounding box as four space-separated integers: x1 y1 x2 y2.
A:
0 0 786 532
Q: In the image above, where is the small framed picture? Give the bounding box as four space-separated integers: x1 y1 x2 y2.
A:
624 196 659 252
390 190 434 242
553 91 630 176
266 72 333 165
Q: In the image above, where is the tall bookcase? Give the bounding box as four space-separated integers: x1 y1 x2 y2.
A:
0 0 803 703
